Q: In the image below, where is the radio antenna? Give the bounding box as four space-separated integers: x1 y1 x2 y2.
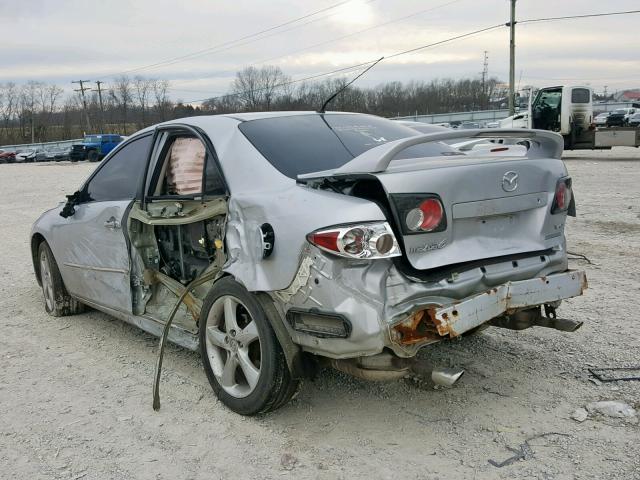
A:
318 56 384 113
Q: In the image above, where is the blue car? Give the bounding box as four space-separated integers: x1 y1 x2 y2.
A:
69 134 123 162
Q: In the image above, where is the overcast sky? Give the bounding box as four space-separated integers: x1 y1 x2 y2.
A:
2 0 639 101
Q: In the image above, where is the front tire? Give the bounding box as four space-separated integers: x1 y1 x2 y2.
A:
87 150 99 162
38 242 84 316
199 277 298 415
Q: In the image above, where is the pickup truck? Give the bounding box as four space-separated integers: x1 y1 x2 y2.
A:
69 134 123 162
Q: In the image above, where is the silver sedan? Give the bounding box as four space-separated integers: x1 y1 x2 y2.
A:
31 112 587 414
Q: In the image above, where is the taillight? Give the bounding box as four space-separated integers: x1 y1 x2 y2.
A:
391 194 447 235
307 222 401 259
551 177 572 214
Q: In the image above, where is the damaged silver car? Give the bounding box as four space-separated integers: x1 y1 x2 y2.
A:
31 112 587 415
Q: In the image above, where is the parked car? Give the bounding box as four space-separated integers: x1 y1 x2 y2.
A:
593 112 610 127
394 120 450 134
69 134 123 162
628 112 640 127
606 108 636 127
0 149 16 163
31 112 586 415
499 112 529 129
45 146 71 162
459 121 481 129
16 148 47 162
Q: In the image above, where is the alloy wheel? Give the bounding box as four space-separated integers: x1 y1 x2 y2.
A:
204 295 262 398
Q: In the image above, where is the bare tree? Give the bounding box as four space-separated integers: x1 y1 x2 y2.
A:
0 83 18 143
134 76 153 127
36 84 63 139
231 66 290 110
152 79 170 122
110 76 133 134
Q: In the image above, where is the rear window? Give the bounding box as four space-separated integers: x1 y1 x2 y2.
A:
571 88 590 103
238 113 462 178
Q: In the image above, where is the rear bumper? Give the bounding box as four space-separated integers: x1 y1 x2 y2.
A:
429 270 587 337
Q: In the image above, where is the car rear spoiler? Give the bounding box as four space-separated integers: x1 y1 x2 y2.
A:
298 128 564 180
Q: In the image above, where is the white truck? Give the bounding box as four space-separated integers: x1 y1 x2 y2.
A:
502 85 640 150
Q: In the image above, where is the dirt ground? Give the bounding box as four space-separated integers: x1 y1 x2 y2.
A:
1 148 639 480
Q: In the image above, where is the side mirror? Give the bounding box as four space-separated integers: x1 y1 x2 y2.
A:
60 190 83 218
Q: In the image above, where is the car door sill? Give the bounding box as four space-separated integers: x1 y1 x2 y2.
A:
63 262 129 275
72 294 199 351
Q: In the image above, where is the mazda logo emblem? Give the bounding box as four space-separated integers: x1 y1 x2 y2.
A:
502 171 519 192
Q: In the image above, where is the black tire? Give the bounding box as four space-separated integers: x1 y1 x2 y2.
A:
87 150 99 162
37 242 85 317
199 277 298 415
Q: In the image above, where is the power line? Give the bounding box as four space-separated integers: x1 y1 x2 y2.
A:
108 0 357 77
170 0 466 87
178 8 640 105
185 61 378 104
519 9 640 24
184 23 504 104
236 0 466 71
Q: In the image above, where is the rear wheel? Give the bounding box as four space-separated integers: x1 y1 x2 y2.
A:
199 277 298 415
38 242 84 317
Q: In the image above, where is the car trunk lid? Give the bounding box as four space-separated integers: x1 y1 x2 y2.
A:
299 130 568 271
376 155 566 270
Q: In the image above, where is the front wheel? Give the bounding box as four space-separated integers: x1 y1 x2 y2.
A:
199 277 298 415
87 150 99 162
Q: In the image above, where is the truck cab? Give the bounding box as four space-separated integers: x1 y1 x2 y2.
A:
70 134 123 162
529 86 593 149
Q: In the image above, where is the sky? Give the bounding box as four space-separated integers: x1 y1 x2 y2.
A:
1 0 639 102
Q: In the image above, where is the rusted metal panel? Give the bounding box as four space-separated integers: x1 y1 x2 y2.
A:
432 270 587 337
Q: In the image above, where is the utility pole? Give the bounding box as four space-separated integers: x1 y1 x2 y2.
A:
72 80 92 133
603 85 608 100
481 50 489 110
508 0 516 116
95 80 105 132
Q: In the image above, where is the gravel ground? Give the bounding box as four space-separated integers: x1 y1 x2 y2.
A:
1 148 639 480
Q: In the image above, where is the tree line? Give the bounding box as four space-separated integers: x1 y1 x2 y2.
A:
0 66 505 145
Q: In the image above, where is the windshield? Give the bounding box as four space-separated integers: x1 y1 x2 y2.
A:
84 135 101 143
238 113 462 178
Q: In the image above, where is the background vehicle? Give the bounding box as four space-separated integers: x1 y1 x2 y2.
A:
394 120 450 134
16 148 47 162
526 85 640 149
46 146 71 161
459 121 481 129
500 112 528 129
629 112 640 127
69 134 123 162
593 112 610 127
0 149 16 163
31 113 586 415
606 107 636 127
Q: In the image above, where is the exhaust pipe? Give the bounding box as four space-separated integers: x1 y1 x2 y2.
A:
326 354 465 386
410 360 465 387
431 367 465 387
